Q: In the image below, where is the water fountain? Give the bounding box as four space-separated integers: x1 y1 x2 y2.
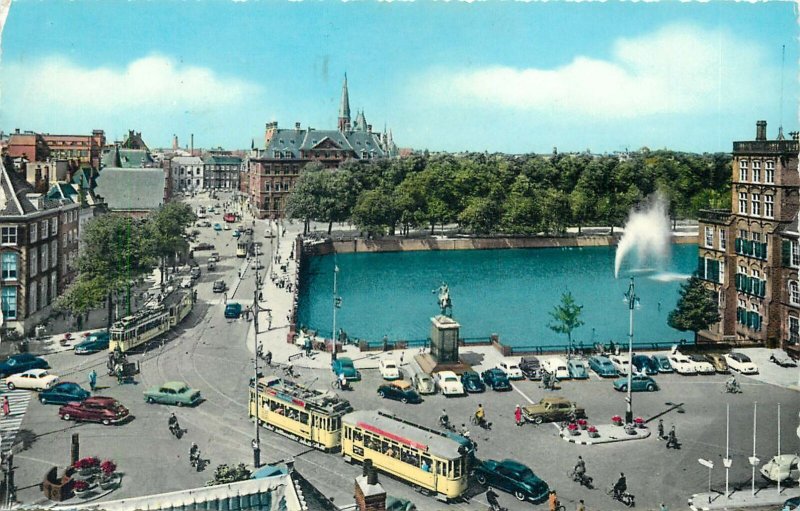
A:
614 193 673 279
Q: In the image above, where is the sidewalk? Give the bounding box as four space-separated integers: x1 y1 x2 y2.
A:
689 487 799 510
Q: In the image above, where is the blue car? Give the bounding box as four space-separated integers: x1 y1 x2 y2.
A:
613 374 659 392
0 353 49 378
224 302 242 318
39 382 91 405
213 223 222 231
332 357 361 380
460 371 486 393
567 359 589 379
481 368 512 391
588 356 618 377
650 354 674 373
473 459 550 503
632 355 659 375
74 332 110 355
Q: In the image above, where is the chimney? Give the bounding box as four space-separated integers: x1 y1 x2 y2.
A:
367 466 378 486
295 122 301 131
14 128 19 135
362 459 372 477
354 459 386 511
172 134 179 151
367 124 372 134
756 120 767 141
190 134 194 156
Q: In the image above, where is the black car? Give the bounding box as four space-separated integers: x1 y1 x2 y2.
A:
473 459 550 502
39 382 91 405
460 371 486 393
0 353 49 378
377 381 421 404
195 242 215 251
213 280 226 293
631 355 659 375
190 267 201 280
481 368 512 391
519 357 542 380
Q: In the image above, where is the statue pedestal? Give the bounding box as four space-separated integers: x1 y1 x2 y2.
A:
414 353 471 376
417 315 471 375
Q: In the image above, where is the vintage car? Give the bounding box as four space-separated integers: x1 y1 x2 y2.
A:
74 332 110 355
770 350 798 367
6 369 59 391
668 353 697 375
519 356 541 380
541 357 570 379
481 368 512 391
411 372 436 395
650 354 674 373
521 397 586 424
378 359 401 380
59 396 130 425
497 361 524 380
567 359 589 379
213 223 222 231
0 353 49 378
144 381 202 406
760 454 800 484
687 354 715 374
472 459 550 502
39 382 90 405
435 371 465 396
377 380 421 404
213 280 227 293
631 355 659 375
588 356 618 377
224 302 242 319
332 357 361 381
194 242 214 251
460 371 486 393
704 353 729 373
608 354 631 375
613 374 659 392
724 352 759 374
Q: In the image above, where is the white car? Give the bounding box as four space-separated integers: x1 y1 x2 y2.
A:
497 361 524 380
668 354 697 375
541 357 570 379
608 355 631 375
180 277 193 289
6 369 59 391
760 454 800 484
770 350 798 368
379 359 401 380
725 352 759 374
688 354 716 375
435 371 465 396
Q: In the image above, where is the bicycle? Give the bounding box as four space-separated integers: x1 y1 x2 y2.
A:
606 486 636 507
567 469 593 488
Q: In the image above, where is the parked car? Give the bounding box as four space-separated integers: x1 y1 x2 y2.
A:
232 230 241 238
784 496 800 511
567 359 589 379
411 372 436 395
541 357 570 379
460 371 486 393
144 381 202 406
435 371 465 396
497 361 524 380
224 302 242 319
210 252 220 261
332 357 361 380
213 280 227 293
608 354 631 375
379 359 401 380
213 223 222 231
519 356 541 380
190 267 201 280
223 223 231 231
704 353 729 373
74 331 110 355
631 355 658 375
472 459 550 502
650 354 674 373
207 261 216 271
770 350 798 368
377 380 421 404
0 354 49 378
613 374 658 392
668 353 697 375
180 277 193 288
588 356 618 377
760 454 800 484
687 354 715 374
59 396 130 425
6 369 59 391
725 352 759 374
521 397 586 424
194 242 214 250
481 368 512 391
39 382 90 405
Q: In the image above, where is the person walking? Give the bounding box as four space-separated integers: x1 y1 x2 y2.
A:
548 490 558 511
576 500 586 511
514 404 522 427
88 369 97 392
2 396 10 417
659 504 668 511
657 418 664 440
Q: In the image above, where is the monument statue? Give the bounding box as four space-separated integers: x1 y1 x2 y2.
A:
434 282 453 317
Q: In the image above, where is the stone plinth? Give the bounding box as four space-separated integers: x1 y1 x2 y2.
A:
355 475 386 511
414 353 472 376
430 315 460 364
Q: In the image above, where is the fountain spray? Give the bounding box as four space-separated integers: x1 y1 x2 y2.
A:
614 192 672 278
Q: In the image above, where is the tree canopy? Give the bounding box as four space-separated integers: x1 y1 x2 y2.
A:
547 291 585 351
667 274 722 340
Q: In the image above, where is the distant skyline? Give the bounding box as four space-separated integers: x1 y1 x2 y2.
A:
0 1 796 154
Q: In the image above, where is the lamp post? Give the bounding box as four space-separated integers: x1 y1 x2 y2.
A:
623 277 639 424
331 263 341 362
250 241 266 469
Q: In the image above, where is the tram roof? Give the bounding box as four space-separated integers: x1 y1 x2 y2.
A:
255 377 352 415
110 289 190 331
342 410 466 459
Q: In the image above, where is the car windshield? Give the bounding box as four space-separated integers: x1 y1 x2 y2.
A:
516 467 535 480
444 376 458 382
737 354 751 362
385 363 396 369
341 361 354 368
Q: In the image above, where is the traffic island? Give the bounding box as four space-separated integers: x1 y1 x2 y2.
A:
688 488 800 511
558 422 652 445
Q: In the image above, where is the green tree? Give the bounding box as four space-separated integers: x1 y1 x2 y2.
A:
148 202 195 284
319 169 360 234
285 163 325 234
547 291 585 355
667 274 721 342
351 187 397 237
458 196 501 235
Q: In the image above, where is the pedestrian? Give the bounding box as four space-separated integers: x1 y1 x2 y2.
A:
88 369 97 392
238 269 241 278
548 490 558 511
659 504 668 511
2 396 9 417
577 500 586 511
514 404 522 426
399 352 404 365
657 418 664 439
224 292 228 304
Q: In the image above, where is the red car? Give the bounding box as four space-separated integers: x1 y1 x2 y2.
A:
58 396 130 425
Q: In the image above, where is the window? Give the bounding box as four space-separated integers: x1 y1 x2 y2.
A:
40 244 48 271
751 194 761 216
751 269 760 280
789 316 799 345
752 164 761 183
740 229 749 240
50 218 57 236
790 281 800 305
50 241 57 269
1 227 17 246
50 272 57 301
719 229 727 250
765 196 774 218
40 221 48 239
739 192 748 214
29 223 37 243
40 279 48 306
29 282 37 313
752 231 761 243
718 260 725 284
739 160 748 181
1 253 17 280
793 242 800 267
765 160 775 183
1 286 17 320
29 247 38 277
705 227 713 247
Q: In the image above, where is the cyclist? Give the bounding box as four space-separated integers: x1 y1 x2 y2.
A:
189 443 200 466
613 472 627 500
486 488 501 511
338 372 347 390
573 456 586 479
475 404 485 426
439 409 450 429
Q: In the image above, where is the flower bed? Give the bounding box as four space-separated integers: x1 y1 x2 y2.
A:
587 425 599 438
577 418 588 430
567 423 580 436
611 415 623 426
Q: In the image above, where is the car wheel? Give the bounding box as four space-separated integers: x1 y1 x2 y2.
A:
476 473 487 485
646 384 655 391
177 401 184 407
6 382 15 390
401 397 408 404
147 397 156 404
514 490 527 501
39 396 47 404
378 391 386 398
62 413 71 421
619 385 627 392
102 419 110 426
533 416 544 425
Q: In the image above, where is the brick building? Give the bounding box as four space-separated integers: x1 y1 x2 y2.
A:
6 129 106 169
698 120 800 356
202 152 242 191
247 75 398 219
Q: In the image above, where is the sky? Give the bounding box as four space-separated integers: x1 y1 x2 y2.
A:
0 1 796 154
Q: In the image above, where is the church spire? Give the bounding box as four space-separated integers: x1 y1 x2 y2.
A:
338 73 351 132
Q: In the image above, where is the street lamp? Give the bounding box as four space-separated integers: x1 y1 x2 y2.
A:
622 277 640 424
331 263 341 362
250 241 267 469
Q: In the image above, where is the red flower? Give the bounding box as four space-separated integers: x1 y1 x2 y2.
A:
73 456 100 469
634 417 645 424
72 480 89 491
577 418 588 426
567 423 578 431
611 415 622 423
100 460 116 476
587 425 598 433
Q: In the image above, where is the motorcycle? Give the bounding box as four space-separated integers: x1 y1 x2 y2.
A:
569 469 593 488
440 416 455 432
725 380 742 394
169 422 184 439
608 487 636 507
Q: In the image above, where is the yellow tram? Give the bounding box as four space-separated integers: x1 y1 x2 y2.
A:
341 410 473 501
249 376 353 452
109 290 193 353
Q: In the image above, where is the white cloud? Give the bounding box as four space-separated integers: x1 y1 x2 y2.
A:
418 24 767 118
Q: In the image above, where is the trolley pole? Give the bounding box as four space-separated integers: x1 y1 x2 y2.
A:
331 263 339 363
251 241 262 469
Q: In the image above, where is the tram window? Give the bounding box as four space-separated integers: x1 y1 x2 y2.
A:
421 456 432 471
401 447 418 466
436 461 446 476
353 430 363 442
454 458 463 478
331 417 340 430
345 428 351 440
298 411 309 424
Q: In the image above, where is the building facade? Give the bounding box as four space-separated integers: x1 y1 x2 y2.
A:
698 121 800 355
6 129 105 169
247 75 398 219
171 156 204 193
202 153 242 191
